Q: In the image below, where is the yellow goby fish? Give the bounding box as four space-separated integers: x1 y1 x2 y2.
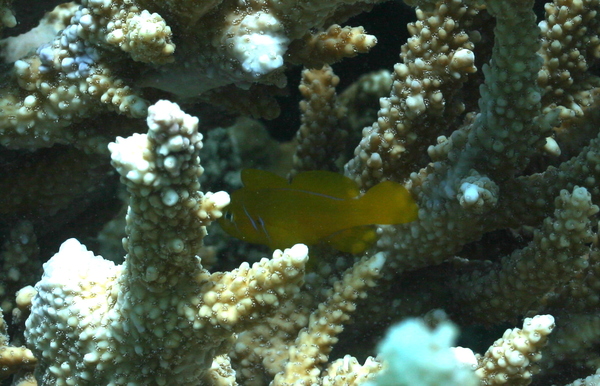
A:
218 169 419 254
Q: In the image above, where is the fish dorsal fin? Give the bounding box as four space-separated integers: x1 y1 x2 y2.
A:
290 170 360 199
241 169 288 190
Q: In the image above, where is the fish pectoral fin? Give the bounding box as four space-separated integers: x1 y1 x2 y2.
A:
322 225 378 254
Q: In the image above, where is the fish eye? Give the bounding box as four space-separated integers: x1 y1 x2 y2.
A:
224 211 234 221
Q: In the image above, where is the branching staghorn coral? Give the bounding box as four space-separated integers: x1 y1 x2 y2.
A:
0 0 382 150
0 309 36 381
2 0 600 385
24 100 308 384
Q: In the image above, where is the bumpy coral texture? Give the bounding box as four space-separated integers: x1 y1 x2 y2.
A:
2 0 600 384
25 100 308 385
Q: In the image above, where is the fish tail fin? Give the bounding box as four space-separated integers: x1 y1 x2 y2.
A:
357 181 419 224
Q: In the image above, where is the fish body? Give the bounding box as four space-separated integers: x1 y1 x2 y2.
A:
219 169 418 253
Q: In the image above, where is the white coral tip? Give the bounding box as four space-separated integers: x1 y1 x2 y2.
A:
288 244 309 263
